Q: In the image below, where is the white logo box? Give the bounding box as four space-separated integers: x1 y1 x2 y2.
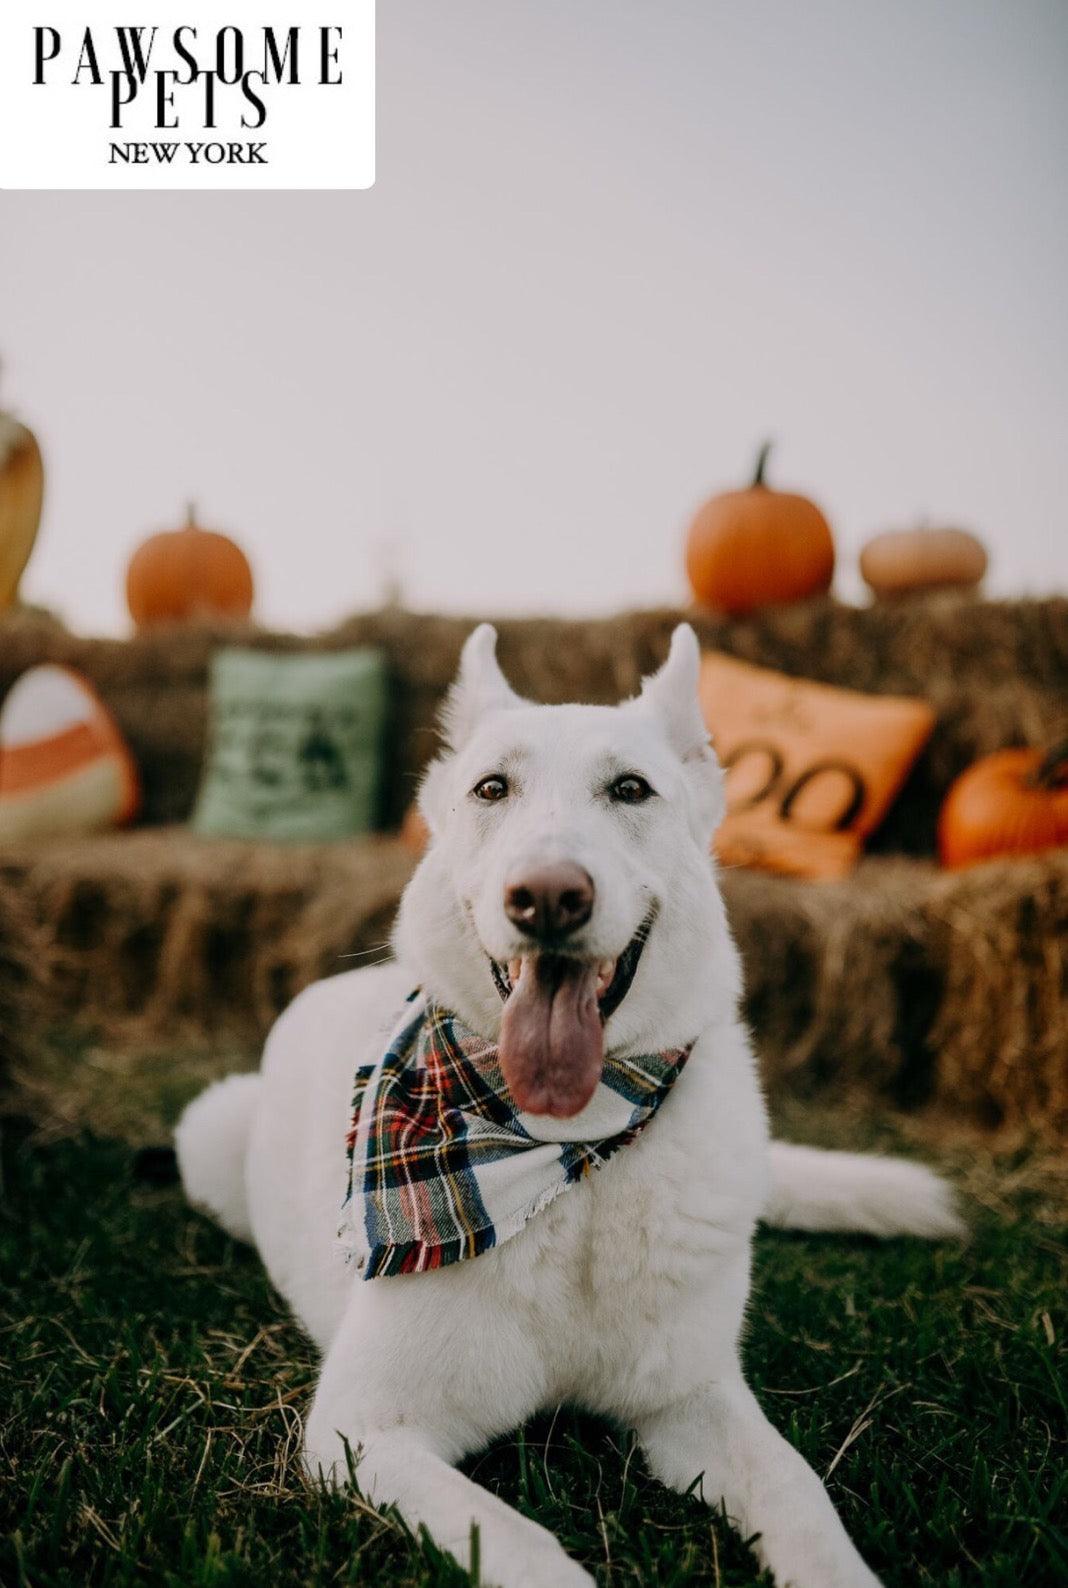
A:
0 2 374 189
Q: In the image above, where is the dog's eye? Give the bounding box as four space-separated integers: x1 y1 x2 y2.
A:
472 774 509 803
609 774 655 805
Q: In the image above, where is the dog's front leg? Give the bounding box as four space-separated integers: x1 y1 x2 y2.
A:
304 1421 592 1588
637 1374 882 1588
302 1288 593 1588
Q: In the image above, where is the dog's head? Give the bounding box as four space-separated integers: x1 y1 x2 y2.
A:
393 624 741 1120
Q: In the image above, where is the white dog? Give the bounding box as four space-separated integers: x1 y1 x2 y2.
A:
177 624 961 1588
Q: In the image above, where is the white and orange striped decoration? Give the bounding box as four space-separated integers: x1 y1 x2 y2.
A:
0 665 139 842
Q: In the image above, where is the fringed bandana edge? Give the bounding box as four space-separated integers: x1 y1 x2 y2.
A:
338 990 692 1279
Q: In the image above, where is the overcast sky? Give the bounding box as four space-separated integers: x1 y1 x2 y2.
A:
2 0 1066 634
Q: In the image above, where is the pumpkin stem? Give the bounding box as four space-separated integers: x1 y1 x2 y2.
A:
1030 742 1068 792
752 440 773 488
184 501 199 531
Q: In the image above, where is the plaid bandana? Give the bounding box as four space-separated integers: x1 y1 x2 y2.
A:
339 991 692 1280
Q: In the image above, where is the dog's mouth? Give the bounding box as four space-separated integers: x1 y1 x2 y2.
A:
489 910 656 1119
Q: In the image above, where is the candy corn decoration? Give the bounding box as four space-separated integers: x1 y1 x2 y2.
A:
0 665 140 842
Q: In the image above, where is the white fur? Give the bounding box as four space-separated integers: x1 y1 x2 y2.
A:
177 624 962 1588
174 1072 259 1243
767 1141 963 1239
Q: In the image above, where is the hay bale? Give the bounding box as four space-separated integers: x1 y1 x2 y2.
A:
0 880 44 1086
723 861 941 1100
724 852 1068 1140
0 829 416 1045
926 853 1068 1138
1 599 1065 1142
3 597 1066 830
2 829 1065 1141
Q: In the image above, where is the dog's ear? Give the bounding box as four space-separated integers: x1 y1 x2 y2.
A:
638 624 710 763
439 624 524 749
639 625 724 836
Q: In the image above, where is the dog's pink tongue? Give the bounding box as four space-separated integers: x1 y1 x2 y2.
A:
498 956 603 1118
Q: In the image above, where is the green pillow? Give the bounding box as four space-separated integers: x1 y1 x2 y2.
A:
193 648 387 841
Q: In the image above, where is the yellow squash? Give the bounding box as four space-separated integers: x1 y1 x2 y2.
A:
0 411 45 610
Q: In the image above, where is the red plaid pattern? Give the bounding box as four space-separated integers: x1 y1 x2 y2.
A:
340 993 692 1279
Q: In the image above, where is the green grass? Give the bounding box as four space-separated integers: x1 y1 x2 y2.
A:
0 1115 1065 1588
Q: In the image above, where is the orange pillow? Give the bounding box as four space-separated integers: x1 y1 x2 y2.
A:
698 653 934 880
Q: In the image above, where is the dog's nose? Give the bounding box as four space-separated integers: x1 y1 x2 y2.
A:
504 862 594 940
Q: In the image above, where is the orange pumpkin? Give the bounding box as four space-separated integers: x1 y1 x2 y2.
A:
861 525 987 599
938 745 1068 868
0 409 45 610
685 441 834 614
126 503 254 627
